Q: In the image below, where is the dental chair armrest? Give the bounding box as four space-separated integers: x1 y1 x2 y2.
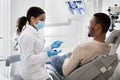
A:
6 54 21 66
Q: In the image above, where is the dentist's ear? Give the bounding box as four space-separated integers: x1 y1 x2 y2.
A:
30 16 36 26
30 16 35 22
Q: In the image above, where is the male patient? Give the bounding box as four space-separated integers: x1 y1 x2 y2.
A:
49 13 111 76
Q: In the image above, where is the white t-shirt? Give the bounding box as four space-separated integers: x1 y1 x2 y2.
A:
62 40 110 76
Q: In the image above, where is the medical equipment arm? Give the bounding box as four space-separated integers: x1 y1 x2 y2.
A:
107 4 120 31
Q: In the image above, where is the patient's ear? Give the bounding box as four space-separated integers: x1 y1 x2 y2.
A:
95 24 101 30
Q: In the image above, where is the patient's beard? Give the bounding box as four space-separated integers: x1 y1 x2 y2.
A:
88 27 94 37
88 33 91 37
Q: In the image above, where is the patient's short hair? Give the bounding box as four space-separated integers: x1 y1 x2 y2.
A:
94 13 111 33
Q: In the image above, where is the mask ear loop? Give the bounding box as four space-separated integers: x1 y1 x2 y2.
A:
33 22 38 31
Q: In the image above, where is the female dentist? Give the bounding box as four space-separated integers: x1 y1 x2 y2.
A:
17 6 62 80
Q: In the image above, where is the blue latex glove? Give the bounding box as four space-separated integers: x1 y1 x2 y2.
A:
51 41 63 49
47 49 62 57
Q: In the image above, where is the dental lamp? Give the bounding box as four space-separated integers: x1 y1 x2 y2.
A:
107 4 120 31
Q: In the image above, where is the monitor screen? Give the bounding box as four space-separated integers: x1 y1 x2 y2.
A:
66 0 87 15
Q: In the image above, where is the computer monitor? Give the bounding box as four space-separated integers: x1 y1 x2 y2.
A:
66 0 87 15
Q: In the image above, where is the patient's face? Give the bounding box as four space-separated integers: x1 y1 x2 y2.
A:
88 16 96 37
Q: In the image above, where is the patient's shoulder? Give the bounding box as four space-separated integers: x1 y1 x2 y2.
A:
74 40 110 52
76 41 97 48
73 42 92 53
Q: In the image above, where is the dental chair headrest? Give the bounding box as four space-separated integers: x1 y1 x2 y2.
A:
106 30 120 55
106 30 120 45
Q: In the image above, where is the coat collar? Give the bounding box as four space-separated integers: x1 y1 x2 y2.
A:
25 24 39 35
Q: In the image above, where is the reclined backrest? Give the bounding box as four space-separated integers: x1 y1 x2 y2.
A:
108 30 120 80
45 56 118 80
65 55 118 80
109 44 120 80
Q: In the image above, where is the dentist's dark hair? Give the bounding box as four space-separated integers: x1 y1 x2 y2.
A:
17 6 45 35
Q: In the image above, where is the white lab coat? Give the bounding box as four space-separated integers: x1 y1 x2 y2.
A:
18 24 50 80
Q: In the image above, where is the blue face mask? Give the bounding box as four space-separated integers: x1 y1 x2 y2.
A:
34 21 45 30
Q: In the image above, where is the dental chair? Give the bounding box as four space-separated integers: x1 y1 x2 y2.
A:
109 45 120 80
45 30 120 80
108 30 120 80
5 54 24 80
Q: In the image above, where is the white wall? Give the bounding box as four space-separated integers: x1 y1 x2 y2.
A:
0 0 10 59
45 0 71 25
